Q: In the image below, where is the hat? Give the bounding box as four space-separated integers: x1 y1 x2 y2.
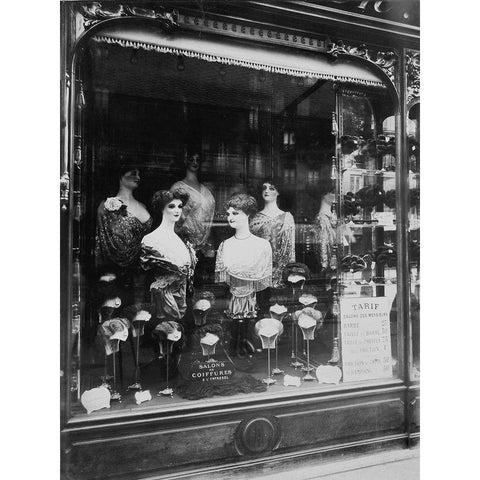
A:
153 321 183 343
293 307 324 340
283 262 310 283
197 323 224 342
341 254 367 273
101 318 130 341
193 299 211 312
299 293 317 307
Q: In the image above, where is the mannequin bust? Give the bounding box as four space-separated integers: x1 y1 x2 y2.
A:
170 150 215 254
250 180 295 288
95 166 152 269
313 191 337 272
215 193 272 356
140 190 196 322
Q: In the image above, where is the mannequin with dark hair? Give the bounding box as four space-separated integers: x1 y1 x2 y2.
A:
215 193 272 356
250 179 295 288
170 149 215 255
95 165 152 304
140 189 196 323
95 166 152 268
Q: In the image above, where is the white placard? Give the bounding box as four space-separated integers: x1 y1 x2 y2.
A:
340 297 393 382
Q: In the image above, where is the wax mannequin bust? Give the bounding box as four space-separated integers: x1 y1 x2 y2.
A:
170 150 215 255
140 190 196 323
250 180 295 289
313 191 337 273
215 193 272 356
96 166 152 270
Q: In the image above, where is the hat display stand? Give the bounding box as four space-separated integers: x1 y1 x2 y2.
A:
287 274 305 369
193 300 211 327
255 319 284 387
269 304 288 375
298 294 317 358
127 321 145 391
101 353 113 390
158 340 174 397
298 315 317 381
100 318 130 401
98 297 121 388
200 333 219 363
110 340 122 401
157 330 182 398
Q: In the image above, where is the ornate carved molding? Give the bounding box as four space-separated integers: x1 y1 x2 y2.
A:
60 171 70 212
406 50 420 103
80 2 178 30
327 40 396 85
178 13 328 53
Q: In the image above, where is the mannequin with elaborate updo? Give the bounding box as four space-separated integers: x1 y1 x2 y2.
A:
95 165 152 303
140 190 196 323
215 193 272 356
250 179 295 288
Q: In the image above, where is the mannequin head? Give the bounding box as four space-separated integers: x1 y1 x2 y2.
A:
185 152 201 174
340 136 358 156
152 189 189 222
117 166 140 192
225 193 257 230
321 190 336 207
261 180 279 205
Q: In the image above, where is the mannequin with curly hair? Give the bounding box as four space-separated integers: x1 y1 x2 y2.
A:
140 190 197 323
215 193 272 355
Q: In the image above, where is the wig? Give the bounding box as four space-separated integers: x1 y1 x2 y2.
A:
261 177 281 191
151 189 189 216
224 193 258 218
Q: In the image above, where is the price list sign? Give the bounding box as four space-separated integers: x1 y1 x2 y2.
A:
340 297 393 382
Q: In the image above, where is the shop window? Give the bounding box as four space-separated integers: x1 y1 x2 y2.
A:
407 102 420 380
68 34 401 418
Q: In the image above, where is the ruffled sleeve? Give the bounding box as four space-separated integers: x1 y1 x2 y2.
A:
284 212 296 263
140 244 181 276
214 241 227 284
95 200 149 268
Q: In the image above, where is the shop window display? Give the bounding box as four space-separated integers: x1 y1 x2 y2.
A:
70 37 402 418
408 102 420 380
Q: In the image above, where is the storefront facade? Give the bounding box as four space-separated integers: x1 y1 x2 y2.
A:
60 1 420 478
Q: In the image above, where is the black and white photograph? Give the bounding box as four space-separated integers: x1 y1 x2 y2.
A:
11 1 480 478
57 1 421 478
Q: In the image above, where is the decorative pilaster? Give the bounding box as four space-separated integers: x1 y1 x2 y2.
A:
406 50 420 103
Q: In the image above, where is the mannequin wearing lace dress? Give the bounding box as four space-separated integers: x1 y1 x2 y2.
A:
215 194 272 355
313 191 337 272
250 181 295 288
170 151 215 255
140 190 196 323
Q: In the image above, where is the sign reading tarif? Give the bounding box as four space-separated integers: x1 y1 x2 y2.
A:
340 297 393 382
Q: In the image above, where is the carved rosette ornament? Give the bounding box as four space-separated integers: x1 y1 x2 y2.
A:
406 50 420 103
234 416 281 456
80 2 178 30
327 40 397 85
